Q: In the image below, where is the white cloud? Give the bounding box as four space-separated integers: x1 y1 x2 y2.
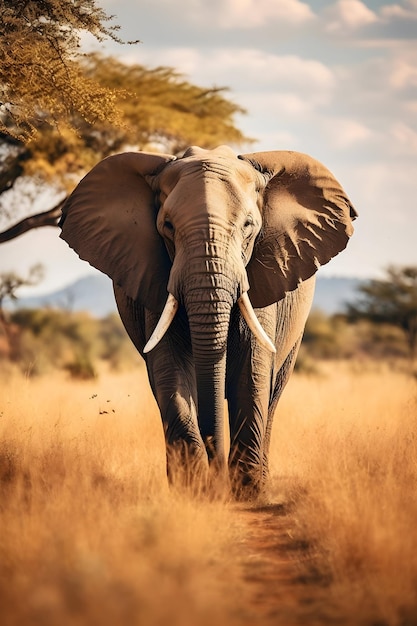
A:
120 48 201 77
208 50 334 94
325 43 417 145
325 0 379 31
389 122 417 155
388 58 417 89
380 0 417 21
324 118 374 149
126 47 334 98
263 93 314 115
405 100 417 114
191 0 315 28
244 128 298 150
261 53 334 90
240 91 326 119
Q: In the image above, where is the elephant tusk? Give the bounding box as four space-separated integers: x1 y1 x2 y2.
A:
238 293 276 354
143 293 179 353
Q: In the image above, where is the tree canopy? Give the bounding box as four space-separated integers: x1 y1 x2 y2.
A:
0 0 128 140
347 266 417 360
6 54 248 194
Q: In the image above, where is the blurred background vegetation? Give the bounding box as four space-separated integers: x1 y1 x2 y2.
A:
298 310 409 372
0 303 411 380
298 265 417 371
0 307 139 378
0 264 415 379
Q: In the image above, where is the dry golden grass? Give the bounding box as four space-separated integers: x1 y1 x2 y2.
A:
270 361 417 625
0 360 416 625
0 368 245 626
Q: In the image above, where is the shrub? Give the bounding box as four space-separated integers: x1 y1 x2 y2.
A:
1 308 139 376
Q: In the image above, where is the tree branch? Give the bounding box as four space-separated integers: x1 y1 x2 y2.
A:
0 199 65 243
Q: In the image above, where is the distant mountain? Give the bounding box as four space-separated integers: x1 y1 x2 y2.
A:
7 274 364 317
7 274 116 318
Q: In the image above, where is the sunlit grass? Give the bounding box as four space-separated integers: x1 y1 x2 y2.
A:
270 361 417 625
0 368 245 626
0 360 416 625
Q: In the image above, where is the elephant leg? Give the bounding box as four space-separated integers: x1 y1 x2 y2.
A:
227 336 302 499
226 306 276 500
113 286 209 487
144 312 211 488
227 392 270 499
262 334 303 480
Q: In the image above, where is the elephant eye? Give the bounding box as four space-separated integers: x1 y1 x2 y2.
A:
243 216 254 231
161 218 175 241
164 219 174 232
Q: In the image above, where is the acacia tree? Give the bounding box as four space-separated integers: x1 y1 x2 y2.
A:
347 266 417 362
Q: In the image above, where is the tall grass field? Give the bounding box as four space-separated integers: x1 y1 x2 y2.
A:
0 361 416 625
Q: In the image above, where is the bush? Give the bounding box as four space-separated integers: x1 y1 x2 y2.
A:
64 353 97 380
1 305 411 378
302 310 356 360
1 308 139 376
302 309 409 363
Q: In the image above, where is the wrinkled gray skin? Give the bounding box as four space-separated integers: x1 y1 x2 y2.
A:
60 145 356 499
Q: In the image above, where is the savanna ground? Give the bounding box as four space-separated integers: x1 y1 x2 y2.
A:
1 359 416 626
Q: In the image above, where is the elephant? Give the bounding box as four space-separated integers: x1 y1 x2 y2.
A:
59 145 356 499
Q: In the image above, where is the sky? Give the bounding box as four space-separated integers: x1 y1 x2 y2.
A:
1 0 416 295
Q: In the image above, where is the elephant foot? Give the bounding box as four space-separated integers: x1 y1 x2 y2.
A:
166 440 231 500
229 463 267 502
166 441 210 496
204 462 230 501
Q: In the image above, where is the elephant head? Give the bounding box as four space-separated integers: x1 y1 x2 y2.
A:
60 145 356 464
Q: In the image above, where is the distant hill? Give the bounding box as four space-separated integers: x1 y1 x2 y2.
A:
6 274 364 317
7 275 116 318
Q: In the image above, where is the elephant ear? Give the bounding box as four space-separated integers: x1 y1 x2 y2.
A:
60 151 175 313
240 150 357 307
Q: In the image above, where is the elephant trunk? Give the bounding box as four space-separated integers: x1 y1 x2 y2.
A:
183 271 235 466
166 234 243 464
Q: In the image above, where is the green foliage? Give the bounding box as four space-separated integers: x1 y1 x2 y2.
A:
1 308 139 377
0 265 45 364
98 313 140 371
347 265 417 359
353 319 408 360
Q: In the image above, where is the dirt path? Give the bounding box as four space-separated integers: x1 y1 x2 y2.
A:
236 500 334 625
